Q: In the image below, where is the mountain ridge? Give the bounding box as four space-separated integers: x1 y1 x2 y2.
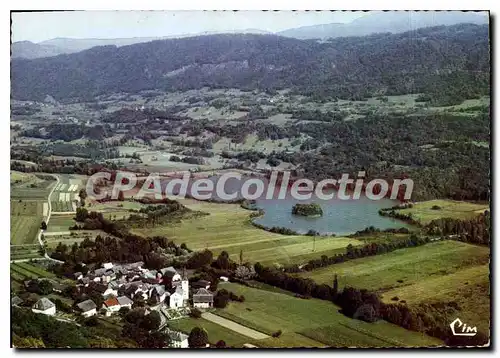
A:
11 11 488 59
11 24 489 103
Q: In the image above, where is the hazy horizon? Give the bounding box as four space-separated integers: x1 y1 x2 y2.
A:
11 10 368 43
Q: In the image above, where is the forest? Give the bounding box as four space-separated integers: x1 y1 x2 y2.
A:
12 24 489 105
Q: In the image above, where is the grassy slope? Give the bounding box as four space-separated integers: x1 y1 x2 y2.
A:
10 201 44 244
298 240 489 291
45 215 77 232
394 199 489 225
130 201 361 266
382 264 490 333
168 317 252 347
211 282 440 347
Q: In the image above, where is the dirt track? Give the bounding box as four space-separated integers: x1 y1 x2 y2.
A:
201 312 269 340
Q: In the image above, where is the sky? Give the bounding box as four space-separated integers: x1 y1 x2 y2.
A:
11 11 367 43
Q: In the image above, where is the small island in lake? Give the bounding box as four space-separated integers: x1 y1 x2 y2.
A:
292 203 323 217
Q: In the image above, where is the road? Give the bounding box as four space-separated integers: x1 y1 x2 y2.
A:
37 174 64 263
201 312 269 340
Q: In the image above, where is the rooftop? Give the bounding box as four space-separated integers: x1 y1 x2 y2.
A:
77 299 97 312
32 297 55 311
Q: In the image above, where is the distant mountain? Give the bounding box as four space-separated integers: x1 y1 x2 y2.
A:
12 29 273 59
11 24 489 103
11 41 70 59
277 11 489 39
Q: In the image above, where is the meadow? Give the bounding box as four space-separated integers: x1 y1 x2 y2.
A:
131 201 361 266
168 317 254 347
208 282 441 347
10 171 55 200
394 199 489 225
45 215 77 233
10 200 44 244
381 264 490 334
11 245 42 260
298 240 489 291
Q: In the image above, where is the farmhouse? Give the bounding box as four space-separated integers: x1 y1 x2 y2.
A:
193 288 214 309
32 297 56 316
164 328 189 348
76 299 97 317
117 296 133 310
102 284 119 298
102 297 121 316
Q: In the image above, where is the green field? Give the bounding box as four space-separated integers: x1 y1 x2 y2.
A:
298 240 489 292
10 200 44 244
131 201 361 266
11 245 42 260
394 199 489 225
169 317 254 347
209 282 441 347
381 264 490 334
51 200 75 212
11 172 55 200
45 215 77 232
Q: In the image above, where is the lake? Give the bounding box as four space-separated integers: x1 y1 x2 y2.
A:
254 195 412 236
163 174 413 235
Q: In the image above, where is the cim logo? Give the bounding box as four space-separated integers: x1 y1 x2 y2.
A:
450 318 477 337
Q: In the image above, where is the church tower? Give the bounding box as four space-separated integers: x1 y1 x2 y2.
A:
181 267 189 301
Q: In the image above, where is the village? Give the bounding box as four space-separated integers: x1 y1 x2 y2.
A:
13 261 228 348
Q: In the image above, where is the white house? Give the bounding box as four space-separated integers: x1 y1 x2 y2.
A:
193 288 214 309
32 298 56 316
103 262 113 270
102 287 118 298
165 329 189 348
117 296 133 310
102 297 121 316
76 299 97 317
168 288 184 309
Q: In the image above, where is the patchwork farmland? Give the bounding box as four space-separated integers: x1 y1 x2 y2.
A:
171 282 441 348
50 174 86 213
297 240 491 335
297 240 489 291
10 200 44 245
10 172 57 245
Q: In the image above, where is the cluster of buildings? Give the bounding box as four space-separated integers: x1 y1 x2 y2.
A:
17 262 223 348
72 262 215 316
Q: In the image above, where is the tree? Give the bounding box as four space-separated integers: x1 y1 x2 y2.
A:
119 307 130 316
188 327 209 348
40 221 47 230
333 274 339 298
215 340 226 348
190 308 202 319
215 251 232 270
354 304 378 323
239 249 244 265
37 280 53 295
75 207 89 222
79 188 87 206
142 331 169 348
12 335 46 348
140 311 161 331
